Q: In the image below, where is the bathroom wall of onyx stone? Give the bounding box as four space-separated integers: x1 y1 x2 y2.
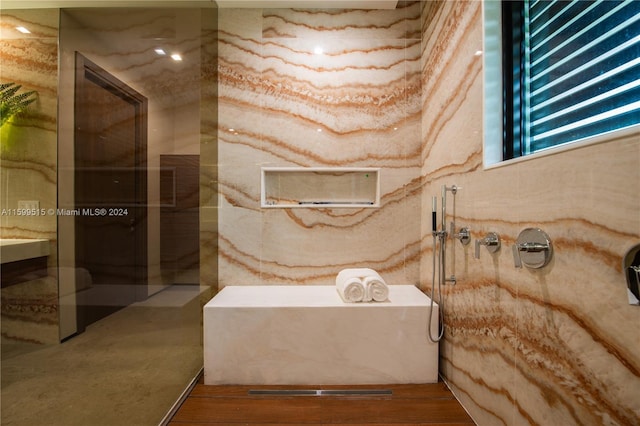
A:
0 9 60 345
216 3 423 289
3 3 638 424
418 2 640 425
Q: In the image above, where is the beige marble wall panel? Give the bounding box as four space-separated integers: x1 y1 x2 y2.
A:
0 13 58 239
217 5 422 289
420 2 640 425
262 2 421 39
1 10 59 344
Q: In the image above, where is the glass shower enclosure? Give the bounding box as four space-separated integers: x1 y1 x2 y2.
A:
0 5 217 425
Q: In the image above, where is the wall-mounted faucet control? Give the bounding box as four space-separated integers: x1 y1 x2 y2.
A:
475 232 500 259
512 228 553 269
451 224 471 245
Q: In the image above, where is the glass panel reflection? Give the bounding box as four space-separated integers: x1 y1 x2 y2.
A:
1 7 216 425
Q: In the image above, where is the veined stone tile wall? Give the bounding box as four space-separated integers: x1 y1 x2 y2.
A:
0 10 59 344
216 2 423 288
419 2 640 425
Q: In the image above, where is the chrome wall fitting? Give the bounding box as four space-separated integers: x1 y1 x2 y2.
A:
512 228 553 269
475 232 500 259
451 224 471 245
443 185 470 246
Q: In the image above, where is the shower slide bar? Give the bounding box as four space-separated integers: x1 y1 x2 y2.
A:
428 184 470 342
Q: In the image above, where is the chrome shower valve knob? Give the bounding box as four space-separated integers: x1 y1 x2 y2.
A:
512 228 553 269
474 232 501 259
450 223 471 245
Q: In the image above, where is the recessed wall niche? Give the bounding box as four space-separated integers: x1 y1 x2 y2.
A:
261 167 380 208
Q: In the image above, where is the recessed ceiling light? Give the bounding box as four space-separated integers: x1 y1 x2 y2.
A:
171 54 182 61
474 50 483 56
154 48 166 55
314 46 324 55
16 26 31 34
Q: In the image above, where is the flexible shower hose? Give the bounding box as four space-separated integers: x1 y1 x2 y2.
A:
428 233 445 342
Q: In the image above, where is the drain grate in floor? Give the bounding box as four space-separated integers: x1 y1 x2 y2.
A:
248 389 393 396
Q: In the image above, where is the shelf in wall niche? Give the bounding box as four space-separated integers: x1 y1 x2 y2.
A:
261 167 380 208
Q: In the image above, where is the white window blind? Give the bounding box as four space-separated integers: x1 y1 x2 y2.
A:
521 0 640 154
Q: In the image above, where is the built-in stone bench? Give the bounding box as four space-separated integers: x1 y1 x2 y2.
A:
203 284 439 385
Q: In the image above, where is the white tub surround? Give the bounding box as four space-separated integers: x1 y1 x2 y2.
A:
204 285 439 385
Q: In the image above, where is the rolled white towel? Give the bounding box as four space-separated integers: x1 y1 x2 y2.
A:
336 268 388 302
335 273 365 302
337 268 377 281
359 268 380 302
363 274 389 302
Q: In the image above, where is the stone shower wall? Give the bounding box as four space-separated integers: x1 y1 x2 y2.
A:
216 3 423 288
419 2 640 425
1 9 59 345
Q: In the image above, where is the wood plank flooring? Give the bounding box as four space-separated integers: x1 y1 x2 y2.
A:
168 378 476 425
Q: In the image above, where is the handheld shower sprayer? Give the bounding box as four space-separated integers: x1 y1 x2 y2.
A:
431 196 437 233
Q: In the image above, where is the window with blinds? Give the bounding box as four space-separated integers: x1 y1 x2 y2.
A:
502 0 640 159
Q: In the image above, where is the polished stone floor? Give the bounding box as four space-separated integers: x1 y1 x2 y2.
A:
1 285 206 426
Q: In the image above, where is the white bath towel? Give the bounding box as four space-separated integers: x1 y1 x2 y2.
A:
336 268 388 303
363 274 389 302
336 275 365 302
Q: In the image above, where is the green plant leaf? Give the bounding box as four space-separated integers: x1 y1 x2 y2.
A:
0 82 38 127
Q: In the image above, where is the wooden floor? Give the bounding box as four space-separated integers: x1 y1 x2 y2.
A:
168 377 476 425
